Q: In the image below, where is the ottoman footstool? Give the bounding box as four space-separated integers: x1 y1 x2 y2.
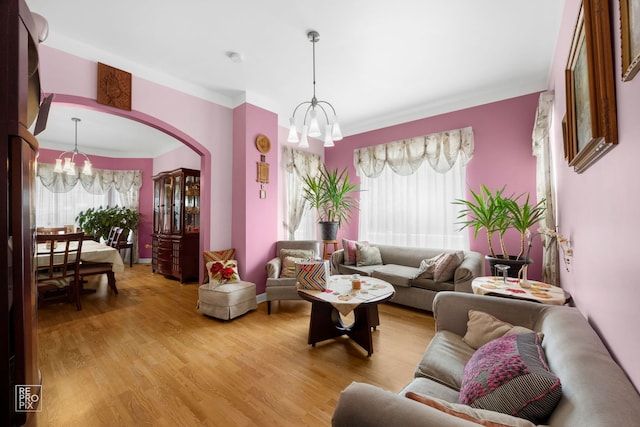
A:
197 281 257 320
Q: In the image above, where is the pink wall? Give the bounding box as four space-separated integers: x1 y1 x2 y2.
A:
232 103 278 293
38 46 235 282
153 145 201 175
547 0 640 391
324 93 542 279
37 148 154 257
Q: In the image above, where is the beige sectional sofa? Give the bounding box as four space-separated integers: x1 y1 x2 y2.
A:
330 243 485 311
332 292 640 426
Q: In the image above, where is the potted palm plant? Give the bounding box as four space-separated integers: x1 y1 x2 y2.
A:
454 185 546 277
301 165 360 240
75 205 141 242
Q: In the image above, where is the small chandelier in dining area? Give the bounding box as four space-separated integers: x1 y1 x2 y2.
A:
287 30 343 148
54 117 92 176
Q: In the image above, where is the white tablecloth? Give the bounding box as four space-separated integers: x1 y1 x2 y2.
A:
298 275 395 315
36 240 125 273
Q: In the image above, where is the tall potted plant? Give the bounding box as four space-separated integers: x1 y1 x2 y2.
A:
76 206 141 242
301 165 360 240
454 185 546 277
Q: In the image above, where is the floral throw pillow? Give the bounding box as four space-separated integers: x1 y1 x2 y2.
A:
202 248 236 283
206 260 240 286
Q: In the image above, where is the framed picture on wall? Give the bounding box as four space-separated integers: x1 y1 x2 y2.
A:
565 0 618 173
621 0 640 81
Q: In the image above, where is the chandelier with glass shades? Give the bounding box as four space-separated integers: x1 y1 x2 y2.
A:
53 117 92 176
287 30 343 148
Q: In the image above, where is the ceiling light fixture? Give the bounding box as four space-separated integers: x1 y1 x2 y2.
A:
287 30 343 148
53 117 92 176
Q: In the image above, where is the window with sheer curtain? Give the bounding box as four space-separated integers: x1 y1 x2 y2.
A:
35 163 142 245
35 179 116 228
355 127 474 250
35 163 142 262
283 147 321 240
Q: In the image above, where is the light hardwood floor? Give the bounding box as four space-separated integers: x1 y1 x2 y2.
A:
35 264 435 426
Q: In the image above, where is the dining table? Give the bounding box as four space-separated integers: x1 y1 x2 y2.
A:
35 239 125 273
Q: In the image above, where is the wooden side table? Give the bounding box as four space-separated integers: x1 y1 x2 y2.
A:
322 240 339 260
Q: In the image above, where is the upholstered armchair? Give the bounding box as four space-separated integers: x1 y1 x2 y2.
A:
265 240 321 314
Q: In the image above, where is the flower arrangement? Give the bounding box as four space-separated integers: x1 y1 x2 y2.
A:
208 260 239 285
527 226 573 272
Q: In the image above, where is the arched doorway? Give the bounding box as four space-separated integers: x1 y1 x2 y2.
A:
39 94 212 282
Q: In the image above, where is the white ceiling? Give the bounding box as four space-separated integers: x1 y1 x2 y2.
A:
27 0 565 158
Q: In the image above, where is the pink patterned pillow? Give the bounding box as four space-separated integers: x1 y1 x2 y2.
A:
459 333 562 423
342 239 367 266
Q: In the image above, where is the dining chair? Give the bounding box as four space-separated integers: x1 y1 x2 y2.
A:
106 226 121 246
107 226 133 267
35 232 85 310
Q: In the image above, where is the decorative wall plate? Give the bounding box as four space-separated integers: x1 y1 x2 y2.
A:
256 134 271 153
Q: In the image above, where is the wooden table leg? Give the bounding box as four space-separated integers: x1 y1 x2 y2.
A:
307 301 345 346
347 305 378 356
307 300 379 356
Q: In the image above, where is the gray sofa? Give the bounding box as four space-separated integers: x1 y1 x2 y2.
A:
330 244 484 311
332 292 640 426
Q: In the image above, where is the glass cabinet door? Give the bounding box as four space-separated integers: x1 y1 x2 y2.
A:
173 174 182 234
184 174 200 233
153 179 161 233
161 176 172 233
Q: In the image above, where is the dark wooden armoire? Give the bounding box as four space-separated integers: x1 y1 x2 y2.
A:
1 1 46 425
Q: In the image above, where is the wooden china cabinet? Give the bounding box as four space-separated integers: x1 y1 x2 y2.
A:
151 168 200 283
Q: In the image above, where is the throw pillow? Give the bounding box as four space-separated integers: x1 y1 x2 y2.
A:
281 256 306 278
405 392 536 427
202 248 236 283
459 333 562 423
463 310 539 349
432 251 465 282
355 242 382 267
206 260 240 286
279 249 314 277
415 253 445 279
342 238 367 266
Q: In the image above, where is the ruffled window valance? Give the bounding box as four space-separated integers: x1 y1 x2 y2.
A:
36 163 143 195
354 126 474 177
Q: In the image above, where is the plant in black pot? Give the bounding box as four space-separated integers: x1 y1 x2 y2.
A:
301 165 359 241
75 205 141 242
454 185 545 277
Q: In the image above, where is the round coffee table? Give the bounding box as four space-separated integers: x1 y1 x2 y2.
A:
297 275 395 356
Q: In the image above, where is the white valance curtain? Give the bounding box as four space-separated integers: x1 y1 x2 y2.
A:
37 163 143 195
356 127 474 249
283 148 322 239
36 163 143 262
354 126 474 177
